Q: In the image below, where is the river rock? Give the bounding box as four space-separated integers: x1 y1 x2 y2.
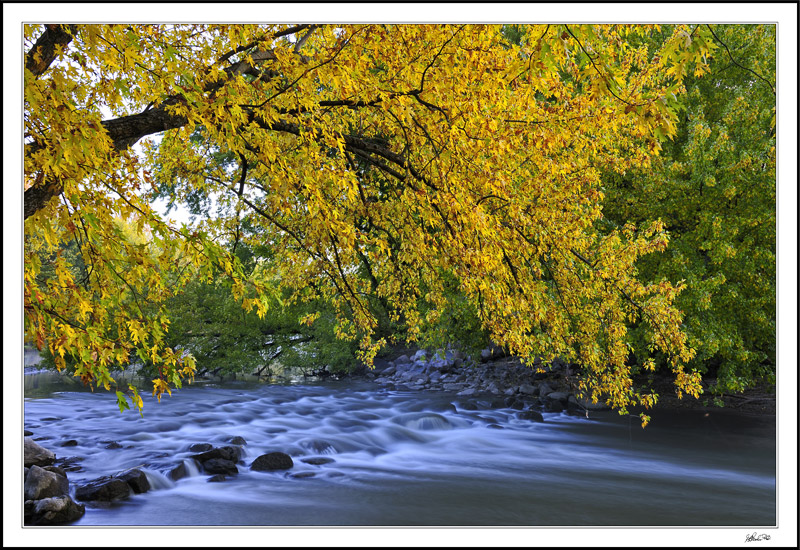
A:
518 410 544 422
227 436 247 446
518 384 537 396
251 452 294 471
544 400 564 413
203 459 239 475
169 461 189 481
189 443 213 453
191 445 244 464
43 465 68 478
55 456 84 472
300 457 335 465
24 465 69 500
538 382 554 396
381 365 397 376
207 474 228 482
24 437 55 467
486 382 502 395
60 439 79 447
505 397 525 410
27 495 85 525
115 468 151 493
546 391 570 404
75 476 132 502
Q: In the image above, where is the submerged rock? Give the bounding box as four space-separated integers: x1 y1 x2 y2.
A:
300 457 335 465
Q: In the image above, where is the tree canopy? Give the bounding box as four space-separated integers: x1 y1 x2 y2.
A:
602 24 776 398
25 23 737 423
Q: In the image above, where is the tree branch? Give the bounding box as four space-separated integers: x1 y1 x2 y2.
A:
25 24 78 77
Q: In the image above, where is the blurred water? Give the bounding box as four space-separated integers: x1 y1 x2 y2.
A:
23 378 776 526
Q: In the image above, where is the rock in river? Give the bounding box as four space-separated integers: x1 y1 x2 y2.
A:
24 465 69 501
203 458 239 475
24 437 55 467
251 452 294 471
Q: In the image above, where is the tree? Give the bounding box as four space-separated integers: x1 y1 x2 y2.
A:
601 24 776 396
24 24 717 423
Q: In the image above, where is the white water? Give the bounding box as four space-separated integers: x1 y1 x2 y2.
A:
23 379 775 526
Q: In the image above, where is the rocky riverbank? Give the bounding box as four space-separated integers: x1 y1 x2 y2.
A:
349 344 776 418
353 346 611 417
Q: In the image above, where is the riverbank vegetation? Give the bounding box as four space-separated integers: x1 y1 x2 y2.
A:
24 24 775 424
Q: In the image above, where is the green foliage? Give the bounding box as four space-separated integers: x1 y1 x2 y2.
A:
602 24 776 394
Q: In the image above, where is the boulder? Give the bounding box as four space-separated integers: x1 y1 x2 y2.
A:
381 365 397 377
24 437 55 467
202 459 239 475
75 476 132 502
24 465 69 500
191 445 244 464
518 384 537 396
28 495 85 525
251 452 294 471
227 436 247 446
169 461 189 481
104 441 123 449
60 439 79 447
480 345 507 362
538 382 554 396
546 391 570 404
545 400 564 413
411 350 427 362
43 465 68 478
188 443 213 453
115 468 151 493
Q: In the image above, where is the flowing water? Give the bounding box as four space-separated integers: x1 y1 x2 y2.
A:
23 376 776 526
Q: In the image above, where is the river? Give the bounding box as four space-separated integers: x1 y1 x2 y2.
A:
23 374 776 527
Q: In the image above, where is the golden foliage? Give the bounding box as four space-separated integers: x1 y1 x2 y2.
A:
24 24 716 415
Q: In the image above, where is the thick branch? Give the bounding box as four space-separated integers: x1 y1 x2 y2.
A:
25 24 78 77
